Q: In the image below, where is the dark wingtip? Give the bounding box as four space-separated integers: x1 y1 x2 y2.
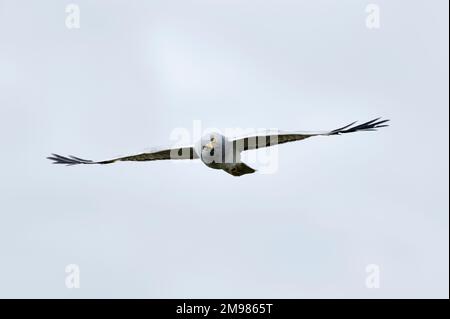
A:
330 118 390 135
47 153 95 165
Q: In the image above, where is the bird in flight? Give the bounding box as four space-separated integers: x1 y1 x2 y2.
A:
48 118 389 176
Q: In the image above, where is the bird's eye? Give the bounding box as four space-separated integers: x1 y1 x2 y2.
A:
210 136 215 142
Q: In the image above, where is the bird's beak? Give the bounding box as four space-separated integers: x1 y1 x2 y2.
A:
205 142 214 149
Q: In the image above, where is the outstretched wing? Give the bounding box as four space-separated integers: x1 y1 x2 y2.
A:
47 146 198 165
232 118 389 152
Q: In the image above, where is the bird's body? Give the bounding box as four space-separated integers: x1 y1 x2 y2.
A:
48 118 389 176
193 133 257 176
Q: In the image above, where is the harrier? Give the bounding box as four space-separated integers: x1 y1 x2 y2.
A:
48 118 389 176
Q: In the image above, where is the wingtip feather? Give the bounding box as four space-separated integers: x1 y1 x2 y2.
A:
47 153 96 165
330 118 390 135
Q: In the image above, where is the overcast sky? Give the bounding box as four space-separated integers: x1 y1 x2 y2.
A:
0 0 448 298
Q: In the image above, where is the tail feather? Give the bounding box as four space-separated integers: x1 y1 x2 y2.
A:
224 162 256 177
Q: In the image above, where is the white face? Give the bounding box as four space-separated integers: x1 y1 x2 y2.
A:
199 132 225 164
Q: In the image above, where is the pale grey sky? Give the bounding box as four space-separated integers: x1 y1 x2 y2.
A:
0 0 448 298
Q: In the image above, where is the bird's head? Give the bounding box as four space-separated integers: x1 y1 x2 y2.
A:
199 132 226 164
